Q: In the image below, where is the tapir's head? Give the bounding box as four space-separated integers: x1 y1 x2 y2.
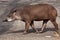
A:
3 9 22 22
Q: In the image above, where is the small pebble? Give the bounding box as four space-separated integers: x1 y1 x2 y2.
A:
45 36 52 37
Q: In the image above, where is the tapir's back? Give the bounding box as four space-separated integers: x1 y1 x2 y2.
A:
23 4 57 20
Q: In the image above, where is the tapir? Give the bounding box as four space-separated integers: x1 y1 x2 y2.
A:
3 4 59 36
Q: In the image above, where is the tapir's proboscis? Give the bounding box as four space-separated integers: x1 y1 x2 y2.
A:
3 4 59 36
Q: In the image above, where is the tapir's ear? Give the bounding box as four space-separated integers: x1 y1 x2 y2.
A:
14 9 17 12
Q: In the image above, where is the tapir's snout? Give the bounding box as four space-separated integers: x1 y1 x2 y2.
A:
3 17 14 22
3 19 8 22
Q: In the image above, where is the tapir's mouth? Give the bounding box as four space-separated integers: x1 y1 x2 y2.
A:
3 18 16 22
3 19 15 22
3 18 14 22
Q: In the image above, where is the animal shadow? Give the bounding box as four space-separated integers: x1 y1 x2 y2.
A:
7 28 55 34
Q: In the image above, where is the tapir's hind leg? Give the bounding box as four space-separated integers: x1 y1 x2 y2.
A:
40 20 48 33
50 19 59 37
51 20 58 31
30 21 38 33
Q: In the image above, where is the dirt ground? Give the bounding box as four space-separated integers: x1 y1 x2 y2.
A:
0 17 60 40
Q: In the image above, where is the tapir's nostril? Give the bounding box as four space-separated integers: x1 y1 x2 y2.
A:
3 19 8 22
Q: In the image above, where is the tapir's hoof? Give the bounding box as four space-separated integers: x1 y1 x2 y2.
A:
39 30 44 33
35 31 39 34
54 32 59 37
23 31 29 35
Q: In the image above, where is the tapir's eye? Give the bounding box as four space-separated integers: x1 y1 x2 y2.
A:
7 15 11 17
8 16 10 17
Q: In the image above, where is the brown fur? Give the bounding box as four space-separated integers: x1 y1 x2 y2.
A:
4 4 58 34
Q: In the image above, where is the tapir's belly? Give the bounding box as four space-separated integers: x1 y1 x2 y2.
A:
31 13 49 21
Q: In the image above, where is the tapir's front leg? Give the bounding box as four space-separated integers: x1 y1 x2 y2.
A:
24 21 31 34
40 20 48 33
